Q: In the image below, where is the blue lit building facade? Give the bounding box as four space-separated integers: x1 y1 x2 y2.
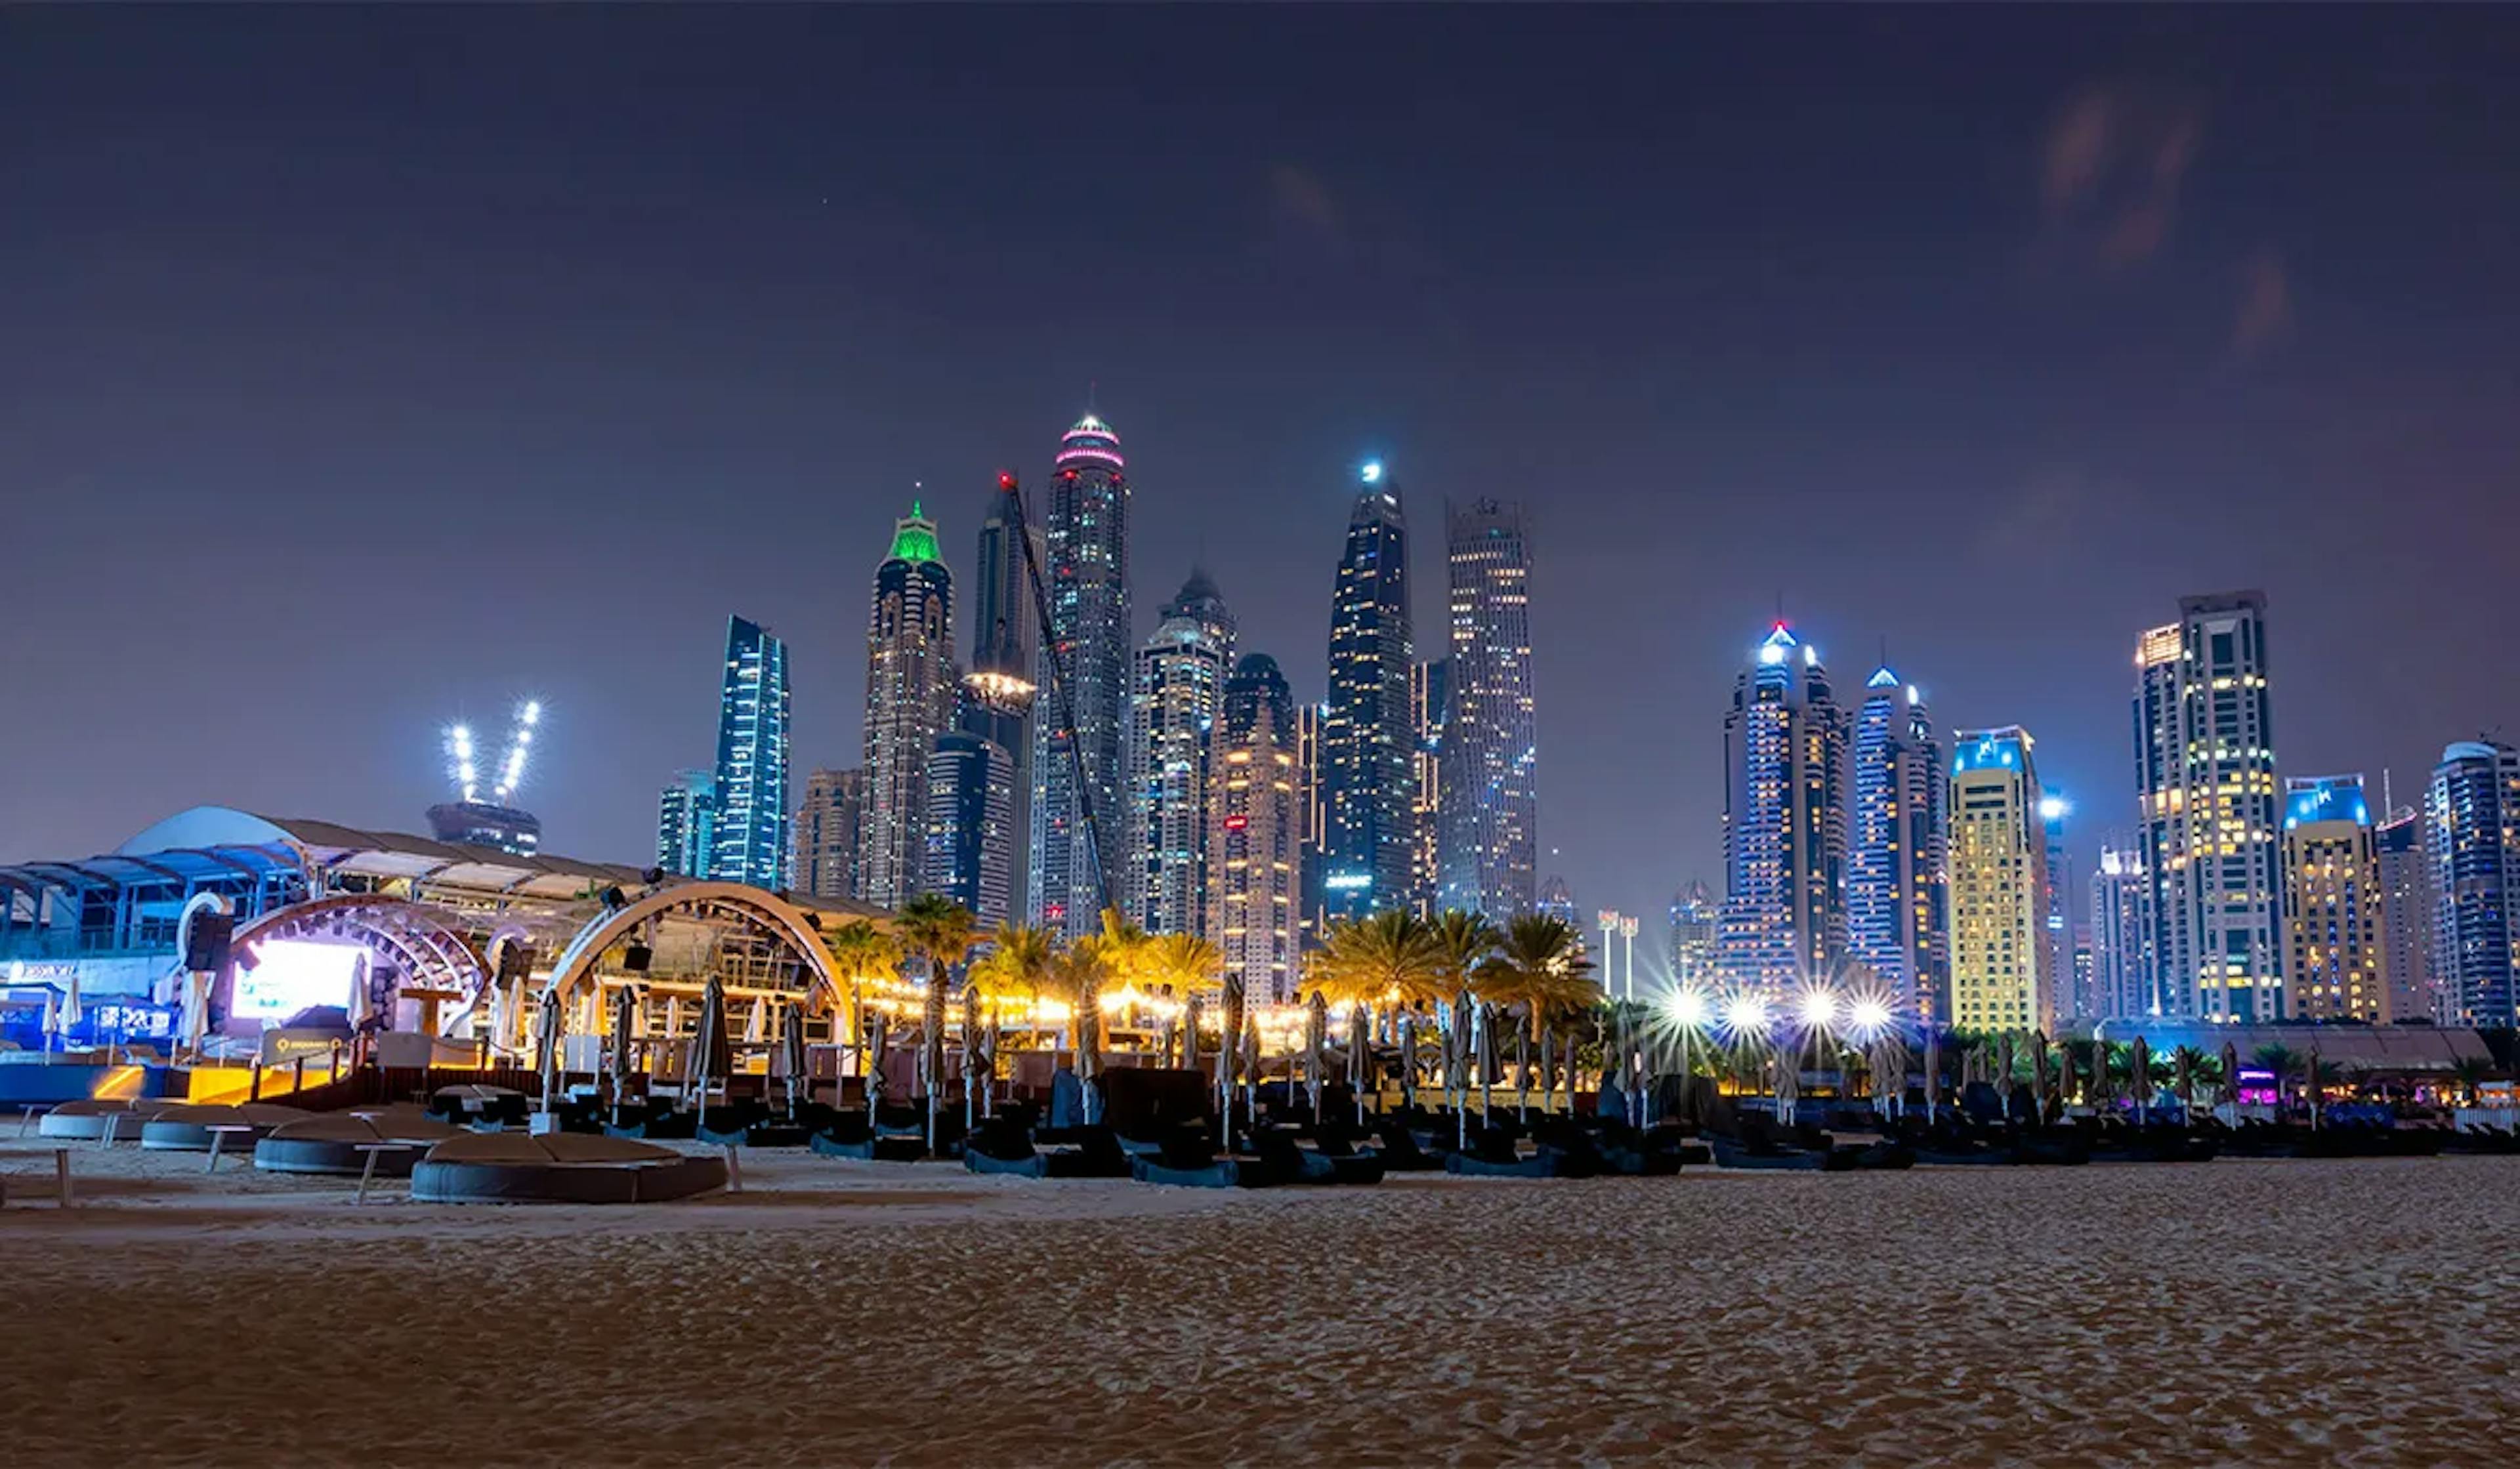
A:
1320 463 1417 922
1031 414 1132 938
657 769 717 879
1847 667 1947 1020
2426 739 2520 1028
1719 623 1847 991
709 615 791 891
925 734 1017 930
1127 569 1236 936
1436 497 1537 919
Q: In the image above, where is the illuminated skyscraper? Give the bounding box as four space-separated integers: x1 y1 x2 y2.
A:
1437 497 1536 919
2426 739 2520 1027
1320 461 1416 922
1127 569 1235 936
2040 795 2074 1018
1719 623 1847 990
1535 875 1576 927
1210 654 1301 1004
2132 592 2284 1021
1410 659 1450 911
2281 774 2387 1023
657 769 717 879
796 767 865 901
1295 699 1329 942
1847 666 1947 1019
964 474 1038 910
709 614 791 890
1948 726 2054 1034
925 734 1017 928
2088 846 2152 1020
1669 880 1719 989
1032 413 1131 938
859 504 956 910
2374 806 2437 1024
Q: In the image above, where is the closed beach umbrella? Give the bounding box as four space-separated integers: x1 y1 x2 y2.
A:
784 1000 810 1119
41 988 59 1053
2219 1041 2240 1111
1076 969 1104 1126
865 1011 891 1123
1347 1003 1372 1123
665 993 684 1046
2174 1046 2194 1113
1476 1003 1502 1122
2308 1041 2324 1130
962 984 984 1131
745 995 768 1046
610 983 637 1126
1305 992 1330 1123
2032 1033 2051 1110
1396 1008 1419 1113
536 994 564 1117
2131 1037 2152 1121
1240 1014 1261 1131
1998 1033 2017 1093
180 971 212 1059
1183 993 1204 1077
1923 1028 1940 1123
2090 1033 2107 1107
686 975 732 1128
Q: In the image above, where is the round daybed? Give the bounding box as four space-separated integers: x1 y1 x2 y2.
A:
138 1103 311 1151
36 1098 175 1142
254 1109 464 1176
410 1133 729 1205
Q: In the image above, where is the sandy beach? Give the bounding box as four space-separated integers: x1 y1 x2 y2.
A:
2 1140 2511 1467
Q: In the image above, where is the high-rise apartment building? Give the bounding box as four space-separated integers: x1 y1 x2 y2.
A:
2088 846 2152 1020
925 734 1017 930
1535 876 1576 927
657 769 717 879
1948 727 2053 1034
795 768 866 901
2132 592 2284 1022
1669 880 1719 989
2374 806 2437 1025
1210 654 1301 1004
1032 414 1132 938
964 474 1038 915
1848 666 1947 1019
1410 659 1450 911
1436 498 1537 919
1320 462 1416 922
860 505 956 910
2281 774 2388 1023
709 615 791 890
1719 623 1848 991
1295 699 1329 941
2426 739 2520 1027
1127 570 1235 936
2040 795 2074 1019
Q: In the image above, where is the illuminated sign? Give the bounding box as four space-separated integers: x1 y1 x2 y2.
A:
232 940 364 1022
1324 873 1373 892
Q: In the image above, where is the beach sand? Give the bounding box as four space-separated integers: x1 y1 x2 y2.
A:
1 1138 2510 1466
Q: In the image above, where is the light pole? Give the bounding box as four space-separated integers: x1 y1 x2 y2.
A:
1597 910 1620 1001
1618 916 1639 1003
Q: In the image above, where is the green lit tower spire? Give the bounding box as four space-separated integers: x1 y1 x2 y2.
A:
861 500 954 909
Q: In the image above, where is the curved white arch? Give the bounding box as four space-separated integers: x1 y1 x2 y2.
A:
538 881 843 1011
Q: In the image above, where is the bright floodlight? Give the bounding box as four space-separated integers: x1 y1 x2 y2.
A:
1847 997 1892 1037
1721 992 1769 1037
1663 986 1712 1030
1798 989 1838 1028
1360 460 1383 484
2039 794 2071 821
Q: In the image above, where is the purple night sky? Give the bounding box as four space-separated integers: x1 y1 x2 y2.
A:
5 9 2515 932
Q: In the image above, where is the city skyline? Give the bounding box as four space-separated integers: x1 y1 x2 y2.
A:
8 10 2519 938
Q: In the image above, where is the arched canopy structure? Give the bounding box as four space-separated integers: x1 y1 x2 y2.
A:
226 895 494 1018
539 882 852 1013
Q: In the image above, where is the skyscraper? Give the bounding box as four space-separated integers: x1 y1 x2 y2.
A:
709 614 791 890
2040 794 2074 1019
1032 413 1131 938
1295 699 1329 942
1535 875 1576 926
1437 497 1537 919
2375 806 2437 1024
796 767 866 901
963 474 1038 913
2426 739 2520 1028
1847 666 1947 1019
2281 774 2388 1023
2132 592 2284 1022
860 504 956 911
2088 846 2152 1020
1210 653 1301 1004
657 769 717 879
1320 461 1416 922
1719 623 1848 991
925 734 1017 929
1669 880 1719 989
1410 659 1450 911
1948 726 2054 1034
1127 569 1236 935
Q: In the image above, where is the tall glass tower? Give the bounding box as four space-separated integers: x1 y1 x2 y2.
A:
1668 880 1719 988
963 474 1037 914
2375 806 2437 1024
859 504 956 911
796 767 865 901
925 734 1017 929
2427 739 2520 1027
1436 497 1536 919
1948 727 2055 1034
709 614 791 890
1719 623 1847 991
657 769 717 879
1847 665 1947 1020
2088 847 2153 1020
2132 592 2284 1022
1127 569 1236 936
1209 653 1302 1004
1321 461 1416 922
1031 413 1131 938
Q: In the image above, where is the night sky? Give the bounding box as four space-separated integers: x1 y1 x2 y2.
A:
7 9 2517 934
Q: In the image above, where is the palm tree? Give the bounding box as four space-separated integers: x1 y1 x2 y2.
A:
1473 913 1597 1115
2251 1043 2300 1116
967 923 1058 1012
2170 1045 2211 1111
1139 932 1221 1066
2448 1056 2495 1108
1057 930 1124 1123
895 894 979 1149
1309 909 1447 1010
820 920 902 1092
1426 910 1498 1125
